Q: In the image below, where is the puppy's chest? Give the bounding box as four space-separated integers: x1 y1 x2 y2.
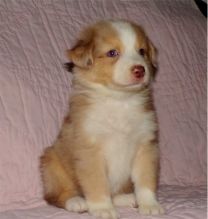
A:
83 97 155 193
84 97 151 141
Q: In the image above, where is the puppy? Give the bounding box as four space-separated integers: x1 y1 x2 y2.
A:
40 20 164 219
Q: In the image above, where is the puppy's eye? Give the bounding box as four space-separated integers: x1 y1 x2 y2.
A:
138 48 145 56
106 49 119 57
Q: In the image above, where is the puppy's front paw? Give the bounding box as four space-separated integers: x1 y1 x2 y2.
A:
88 201 118 219
65 196 88 213
139 202 164 215
90 208 118 219
137 188 164 215
113 193 137 208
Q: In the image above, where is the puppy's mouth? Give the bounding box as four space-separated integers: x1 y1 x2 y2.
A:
110 79 149 92
115 74 149 89
123 81 148 90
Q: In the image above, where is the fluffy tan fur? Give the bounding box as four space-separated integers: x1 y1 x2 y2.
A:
40 20 164 219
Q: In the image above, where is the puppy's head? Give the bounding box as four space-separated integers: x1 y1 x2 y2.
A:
67 20 157 91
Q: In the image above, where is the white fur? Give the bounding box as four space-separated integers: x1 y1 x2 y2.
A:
136 188 164 215
83 88 156 194
87 198 117 219
111 21 136 54
65 196 88 213
110 21 150 87
113 193 136 207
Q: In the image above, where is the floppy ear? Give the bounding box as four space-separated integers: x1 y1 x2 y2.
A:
148 40 157 68
67 28 94 69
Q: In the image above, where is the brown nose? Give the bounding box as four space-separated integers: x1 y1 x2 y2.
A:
132 65 145 78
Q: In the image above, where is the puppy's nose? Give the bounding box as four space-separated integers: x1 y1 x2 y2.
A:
132 65 145 78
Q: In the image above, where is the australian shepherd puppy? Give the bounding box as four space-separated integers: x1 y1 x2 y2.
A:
40 20 164 219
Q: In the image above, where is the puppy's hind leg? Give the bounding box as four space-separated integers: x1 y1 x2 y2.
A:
40 147 79 209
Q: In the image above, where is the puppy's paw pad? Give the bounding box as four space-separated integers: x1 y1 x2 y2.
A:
90 208 118 219
139 203 164 215
65 196 88 213
113 193 137 208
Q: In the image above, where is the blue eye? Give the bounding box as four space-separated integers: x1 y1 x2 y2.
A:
106 49 119 57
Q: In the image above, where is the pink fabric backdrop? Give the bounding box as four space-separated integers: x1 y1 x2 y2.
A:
0 0 206 212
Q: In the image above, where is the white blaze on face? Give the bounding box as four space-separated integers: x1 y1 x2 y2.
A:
110 21 149 87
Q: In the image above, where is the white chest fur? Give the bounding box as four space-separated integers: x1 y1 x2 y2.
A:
83 92 156 194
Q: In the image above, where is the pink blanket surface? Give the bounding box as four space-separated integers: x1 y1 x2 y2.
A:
0 186 206 219
0 0 206 217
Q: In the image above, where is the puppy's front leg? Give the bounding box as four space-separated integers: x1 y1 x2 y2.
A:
132 141 164 215
75 145 117 219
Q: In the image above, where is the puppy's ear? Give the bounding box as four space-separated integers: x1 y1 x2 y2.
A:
148 40 157 68
67 28 94 69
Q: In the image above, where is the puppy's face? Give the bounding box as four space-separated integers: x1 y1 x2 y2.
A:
68 20 156 91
